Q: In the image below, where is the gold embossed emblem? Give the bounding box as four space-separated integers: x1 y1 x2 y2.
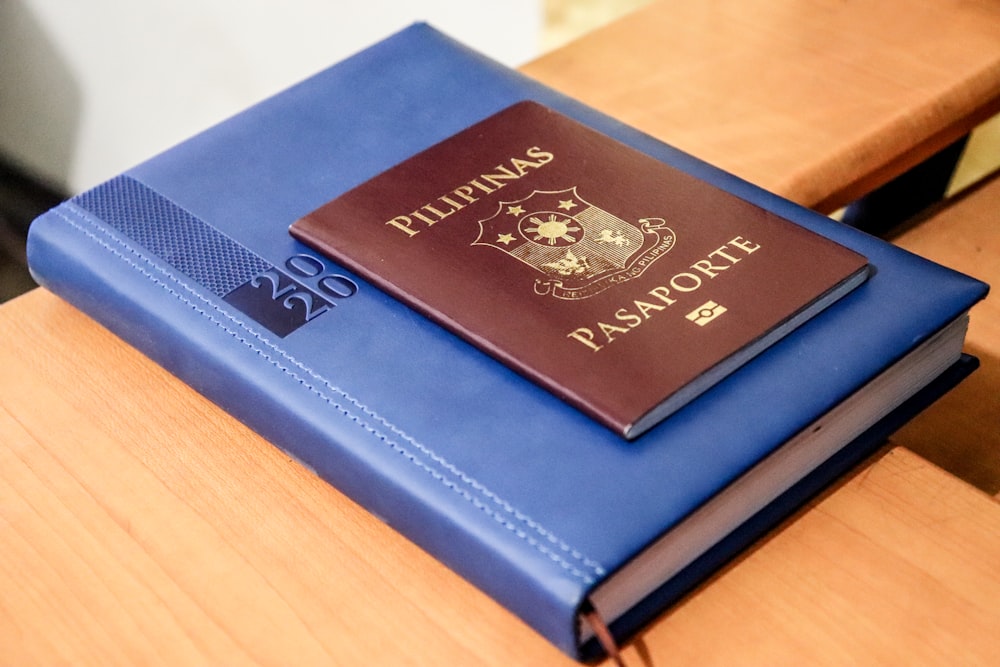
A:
474 188 675 299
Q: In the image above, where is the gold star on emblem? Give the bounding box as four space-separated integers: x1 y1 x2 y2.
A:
507 205 525 216
558 199 577 210
497 233 516 245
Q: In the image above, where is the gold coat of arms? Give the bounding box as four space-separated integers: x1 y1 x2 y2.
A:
474 188 676 299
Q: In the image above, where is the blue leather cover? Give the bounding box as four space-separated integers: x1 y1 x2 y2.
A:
26 24 988 659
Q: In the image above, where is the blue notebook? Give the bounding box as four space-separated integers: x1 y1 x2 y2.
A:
26 24 987 660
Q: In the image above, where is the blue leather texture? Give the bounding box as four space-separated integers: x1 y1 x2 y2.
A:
26 24 989 658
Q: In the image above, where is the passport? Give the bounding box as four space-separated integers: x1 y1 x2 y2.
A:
25 24 987 662
291 101 870 438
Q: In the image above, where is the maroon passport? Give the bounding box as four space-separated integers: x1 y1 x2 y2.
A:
290 102 870 439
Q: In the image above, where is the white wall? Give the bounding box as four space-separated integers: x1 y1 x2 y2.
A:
0 1 541 192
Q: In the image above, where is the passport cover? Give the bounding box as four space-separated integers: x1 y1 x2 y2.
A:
25 24 988 661
290 101 870 438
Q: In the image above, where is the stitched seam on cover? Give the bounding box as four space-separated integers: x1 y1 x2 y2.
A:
56 203 606 583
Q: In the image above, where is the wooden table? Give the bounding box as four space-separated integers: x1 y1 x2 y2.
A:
3 287 999 666
890 174 1000 496
523 0 1000 214
4 1 1000 664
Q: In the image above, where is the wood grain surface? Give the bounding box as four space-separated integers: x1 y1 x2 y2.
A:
890 172 1000 495
523 0 1000 213
2 289 999 665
